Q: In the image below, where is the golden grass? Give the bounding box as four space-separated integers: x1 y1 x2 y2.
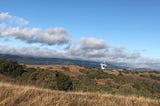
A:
26 64 84 76
0 82 159 106
95 79 106 86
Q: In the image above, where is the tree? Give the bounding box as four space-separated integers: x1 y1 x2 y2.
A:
56 72 73 91
0 59 25 77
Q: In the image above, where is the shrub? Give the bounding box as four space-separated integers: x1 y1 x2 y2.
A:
85 69 114 79
0 59 25 77
150 75 160 81
56 72 73 91
28 69 57 89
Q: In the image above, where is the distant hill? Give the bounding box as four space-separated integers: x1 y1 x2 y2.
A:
0 53 122 69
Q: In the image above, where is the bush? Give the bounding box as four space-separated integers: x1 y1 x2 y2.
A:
28 69 57 89
0 59 25 77
150 75 160 81
85 69 114 79
56 72 73 91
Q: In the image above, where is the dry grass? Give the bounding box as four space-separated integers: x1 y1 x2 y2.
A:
95 79 106 86
104 70 120 76
0 82 159 106
26 65 84 76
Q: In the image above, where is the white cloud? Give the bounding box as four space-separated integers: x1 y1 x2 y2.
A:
0 12 28 27
0 27 39 39
0 12 69 45
66 37 108 59
0 26 69 45
0 12 9 20
0 44 63 58
33 28 69 45
80 37 108 50
0 12 160 69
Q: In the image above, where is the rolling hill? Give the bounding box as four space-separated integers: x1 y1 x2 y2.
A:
0 59 160 106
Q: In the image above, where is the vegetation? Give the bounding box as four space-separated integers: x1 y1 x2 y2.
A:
56 72 73 91
150 75 160 81
0 59 160 99
0 59 25 77
0 82 159 106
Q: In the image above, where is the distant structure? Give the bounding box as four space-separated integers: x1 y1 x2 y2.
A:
100 62 107 69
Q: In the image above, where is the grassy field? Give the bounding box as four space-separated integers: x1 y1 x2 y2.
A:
0 82 159 106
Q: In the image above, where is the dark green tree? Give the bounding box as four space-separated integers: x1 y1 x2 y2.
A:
0 59 25 77
56 72 73 91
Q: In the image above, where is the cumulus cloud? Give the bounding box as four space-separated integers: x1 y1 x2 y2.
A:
0 12 160 69
106 47 141 61
66 37 141 62
80 37 108 50
66 37 108 59
33 28 69 45
0 27 39 40
0 44 63 58
0 26 69 45
0 12 69 45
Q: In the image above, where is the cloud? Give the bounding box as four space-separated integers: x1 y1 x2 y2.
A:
0 12 9 20
0 27 39 40
1 43 160 69
0 12 69 45
66 38 141 62
107 47 141 60
33 28 69 45
0 26 69 45
0 12 28 27
66 37 108 59
0 44 63 58
80 37 108 50
65 38 160 69
0 12 160 69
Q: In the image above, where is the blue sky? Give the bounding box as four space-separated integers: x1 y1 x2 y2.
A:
0 0 160 69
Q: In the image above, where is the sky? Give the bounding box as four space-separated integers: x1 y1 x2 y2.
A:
0 0 160 69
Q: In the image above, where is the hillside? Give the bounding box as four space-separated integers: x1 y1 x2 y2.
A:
0 59 159 98
0 82 159 106
25 64 160 98
0 59 160 106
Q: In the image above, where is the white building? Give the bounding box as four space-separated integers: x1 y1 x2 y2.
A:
100 63 107 69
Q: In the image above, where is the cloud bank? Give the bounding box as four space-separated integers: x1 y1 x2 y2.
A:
0 12 160 69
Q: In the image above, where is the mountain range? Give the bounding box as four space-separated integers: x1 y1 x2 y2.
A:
0 54 122 69
0 53 158 71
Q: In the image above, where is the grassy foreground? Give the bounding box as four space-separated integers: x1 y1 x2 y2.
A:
0 82 159 106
